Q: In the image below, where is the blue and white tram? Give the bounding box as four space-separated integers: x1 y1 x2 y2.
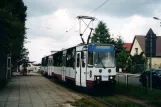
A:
41 43 116 88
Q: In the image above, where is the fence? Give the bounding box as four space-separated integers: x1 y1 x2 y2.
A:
128 64 145 74
116 73 141 86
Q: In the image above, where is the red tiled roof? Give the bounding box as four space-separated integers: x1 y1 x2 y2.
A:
123 43 132 51
134 35 161 56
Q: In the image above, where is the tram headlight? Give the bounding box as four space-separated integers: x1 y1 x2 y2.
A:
110 76 113 79
97 77 100 79
108 69 111 73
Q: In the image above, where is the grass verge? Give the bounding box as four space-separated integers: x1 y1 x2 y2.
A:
115 82 161 107
100 96 142 107
70 97 106 107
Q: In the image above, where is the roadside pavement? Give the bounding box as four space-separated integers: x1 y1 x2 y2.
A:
0 72 82 107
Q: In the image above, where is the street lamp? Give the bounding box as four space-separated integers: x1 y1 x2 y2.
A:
153 17 161 20
153 17 161 26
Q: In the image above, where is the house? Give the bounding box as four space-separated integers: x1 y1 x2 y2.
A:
130 28 161 68
123 43 132 52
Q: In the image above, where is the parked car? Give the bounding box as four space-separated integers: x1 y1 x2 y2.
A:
139 68 161 89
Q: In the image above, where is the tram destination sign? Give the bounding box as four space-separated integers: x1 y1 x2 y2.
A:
96 45 110 49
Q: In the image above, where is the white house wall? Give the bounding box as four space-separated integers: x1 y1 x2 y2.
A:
130 37 161 69
130 38 143 56
146 57 161 69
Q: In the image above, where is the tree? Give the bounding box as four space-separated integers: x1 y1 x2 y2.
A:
0 0 27 71
124 52 147 73
115 36 125 53
91 21 128 71
91 21 111 43
112 36 128 71
116 49 130 71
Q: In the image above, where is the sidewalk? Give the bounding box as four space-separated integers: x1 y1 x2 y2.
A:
0 72 82 107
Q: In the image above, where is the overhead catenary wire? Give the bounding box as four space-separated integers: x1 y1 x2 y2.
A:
63 0 110 36
47 0 111 51
89 0 110 15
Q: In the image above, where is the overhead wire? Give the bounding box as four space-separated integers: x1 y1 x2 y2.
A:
48 0 110 50
43 0 111 56
63 0 110 36
89 0 110 15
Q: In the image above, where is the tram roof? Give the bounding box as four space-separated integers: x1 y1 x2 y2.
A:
41 43 115 58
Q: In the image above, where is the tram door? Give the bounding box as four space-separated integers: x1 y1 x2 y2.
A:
61 51 66 81
76 51 86 87
81 51 86 87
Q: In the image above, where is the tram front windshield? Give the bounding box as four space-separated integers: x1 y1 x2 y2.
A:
94 51 115 68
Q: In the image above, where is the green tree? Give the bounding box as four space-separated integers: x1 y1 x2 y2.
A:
123 52 147 73
91 21 128 72
114 36 128 72
0 0 27 71
131 52 146 64
116 50 130 71
91 21 111 43
115 36 125 53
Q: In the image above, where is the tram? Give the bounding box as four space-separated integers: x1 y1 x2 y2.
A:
41 43 116 88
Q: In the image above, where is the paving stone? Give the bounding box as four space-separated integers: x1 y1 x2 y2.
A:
0 97 7 102
46 104 60 107
5 102 18 107
32 105 46 107
7 97 19 102
0 73 82 107
0 101 6 107
19 104 32 107
20 98 30 101
19 100 31 104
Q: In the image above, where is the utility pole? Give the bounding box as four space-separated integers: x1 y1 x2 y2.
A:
145 28 156 90
150 32 152 90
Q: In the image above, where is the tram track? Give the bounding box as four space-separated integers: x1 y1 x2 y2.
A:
46 76 150 107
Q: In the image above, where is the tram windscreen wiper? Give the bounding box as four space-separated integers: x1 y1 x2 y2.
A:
98 52 106 69
101 61 106 69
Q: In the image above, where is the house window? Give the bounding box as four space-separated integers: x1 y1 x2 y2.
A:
135 48 138 54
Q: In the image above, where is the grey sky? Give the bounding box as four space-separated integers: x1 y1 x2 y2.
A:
24 0 161 17
23 0 161 63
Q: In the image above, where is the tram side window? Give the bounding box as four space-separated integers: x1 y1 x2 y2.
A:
72 57 75 69
51 60 52 66
47 59 50 66
50 59 52 66
72 49 76 69
49 59 51 66
88 52 93 66
81 52 85 68
77 54 80 67
66 54 71 67
58 56 61 67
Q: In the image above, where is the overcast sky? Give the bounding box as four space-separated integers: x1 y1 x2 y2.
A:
23 0 161 63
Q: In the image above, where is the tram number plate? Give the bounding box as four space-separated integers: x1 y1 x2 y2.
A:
102 76 108 81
